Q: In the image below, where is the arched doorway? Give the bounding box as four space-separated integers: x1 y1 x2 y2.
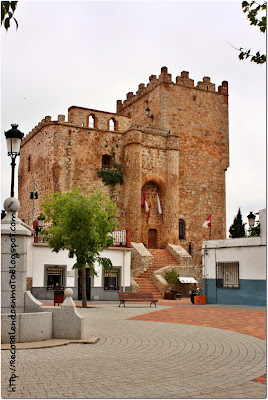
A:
148 229 157 249
141 180 164 248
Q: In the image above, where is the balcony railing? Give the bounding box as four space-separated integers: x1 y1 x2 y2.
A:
112 230 127 247
34 228 131 248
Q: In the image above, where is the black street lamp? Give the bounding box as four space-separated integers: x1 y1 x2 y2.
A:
4 124 24 197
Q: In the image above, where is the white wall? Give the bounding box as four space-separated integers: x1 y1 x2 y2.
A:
259 208 266 245
32 245 76 287
93 248 131 288
203 241 266 280
202 209 266 281
31 244 131 288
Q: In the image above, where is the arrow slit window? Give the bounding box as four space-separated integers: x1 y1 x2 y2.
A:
179 219 185 240
27 156 31 172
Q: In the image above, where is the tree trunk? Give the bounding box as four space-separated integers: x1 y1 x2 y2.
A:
81 268 87 308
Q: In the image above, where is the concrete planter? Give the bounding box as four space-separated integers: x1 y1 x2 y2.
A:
164 291 176 300
194 295 207 305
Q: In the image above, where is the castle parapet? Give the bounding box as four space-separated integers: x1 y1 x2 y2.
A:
58 114 65 123
218 81 228 95
158 66 172 83
26 116 52 138
196 76 216 92
21 114 65 146
117 66 228 112
176 71 194 88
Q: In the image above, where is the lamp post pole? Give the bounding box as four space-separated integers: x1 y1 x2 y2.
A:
32 181 37 226
10 157 16 197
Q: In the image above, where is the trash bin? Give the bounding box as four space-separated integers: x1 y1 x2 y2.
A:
54 290 64 306
190 290 198 304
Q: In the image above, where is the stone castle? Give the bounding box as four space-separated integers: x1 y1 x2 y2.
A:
18 66 229 263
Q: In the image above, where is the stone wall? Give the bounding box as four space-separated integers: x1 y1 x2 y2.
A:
130 242 153 277
18 120 127 227
18 67 229 270
117 66 229 258
152 264 203 297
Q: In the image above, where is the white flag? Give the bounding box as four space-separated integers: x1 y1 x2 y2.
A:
144 200 149 213
202 215 211 228
157 193 162 215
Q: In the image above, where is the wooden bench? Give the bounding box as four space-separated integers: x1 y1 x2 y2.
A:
118 292 158 307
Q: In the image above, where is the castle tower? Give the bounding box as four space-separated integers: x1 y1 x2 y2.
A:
18 67 229 260
117 66 229 255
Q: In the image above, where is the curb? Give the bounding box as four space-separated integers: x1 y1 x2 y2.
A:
1 336 99 350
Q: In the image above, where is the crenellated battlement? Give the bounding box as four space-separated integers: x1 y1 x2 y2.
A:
21 114 68 146
117 66 228 112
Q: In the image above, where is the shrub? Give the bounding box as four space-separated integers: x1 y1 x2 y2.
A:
165 269 179 285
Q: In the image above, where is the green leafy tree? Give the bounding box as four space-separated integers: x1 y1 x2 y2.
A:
238 1 266 63
1 1 18 31
229 208 246 238
41 188 118 307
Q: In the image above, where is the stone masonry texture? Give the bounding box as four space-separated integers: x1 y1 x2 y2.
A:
18 66 229 264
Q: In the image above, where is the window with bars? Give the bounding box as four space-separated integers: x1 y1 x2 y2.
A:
104 268 120 290
216 262 239 288
46 266 66 290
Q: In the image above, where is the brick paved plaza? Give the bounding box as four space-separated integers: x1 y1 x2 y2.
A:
1 300 266 398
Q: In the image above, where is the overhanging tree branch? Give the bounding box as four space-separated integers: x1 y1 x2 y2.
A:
1 1 18 31
230 1 266 64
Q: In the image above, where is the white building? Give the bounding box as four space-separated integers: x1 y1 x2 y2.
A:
27 230 131 301
202 209 266 306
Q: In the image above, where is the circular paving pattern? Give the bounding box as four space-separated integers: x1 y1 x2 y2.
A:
1 305 266 398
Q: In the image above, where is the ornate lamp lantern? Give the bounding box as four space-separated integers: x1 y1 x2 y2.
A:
247 211 256 227
4 124 24 197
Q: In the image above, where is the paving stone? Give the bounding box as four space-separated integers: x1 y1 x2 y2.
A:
1 303 266 398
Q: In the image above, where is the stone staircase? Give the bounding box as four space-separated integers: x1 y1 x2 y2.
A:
135 249 179 298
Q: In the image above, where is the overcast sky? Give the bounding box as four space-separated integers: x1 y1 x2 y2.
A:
1 0 266 235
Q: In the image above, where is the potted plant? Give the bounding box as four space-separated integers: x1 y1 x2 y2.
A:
164 269 179 300
192 286 207 305
37 213 46 228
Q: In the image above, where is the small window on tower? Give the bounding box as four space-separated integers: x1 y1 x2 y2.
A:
27 156 31 172
102 155 112 169
179 219 185 240
88 115 95 128
109 118 115 131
